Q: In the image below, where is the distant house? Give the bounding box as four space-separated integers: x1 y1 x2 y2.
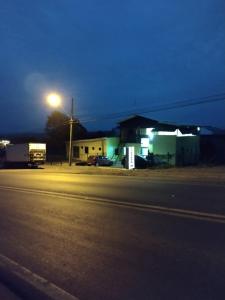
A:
68 115 200 166
118 115 200 166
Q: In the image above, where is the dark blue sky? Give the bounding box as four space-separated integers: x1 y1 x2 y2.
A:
0 0 225 133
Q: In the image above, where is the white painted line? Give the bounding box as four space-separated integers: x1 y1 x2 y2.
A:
0 254 79 300
1 185 225 224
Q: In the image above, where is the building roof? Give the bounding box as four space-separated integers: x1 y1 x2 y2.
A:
118 115 158 127
119 115 199 134
72 137 119 143
153 123 177 132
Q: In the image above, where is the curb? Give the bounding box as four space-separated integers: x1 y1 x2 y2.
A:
0 254 79 300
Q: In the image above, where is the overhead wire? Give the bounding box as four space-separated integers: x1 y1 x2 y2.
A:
1 92 225 132
76 92 225 124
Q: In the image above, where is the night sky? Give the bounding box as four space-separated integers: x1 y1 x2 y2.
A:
0 0 225 133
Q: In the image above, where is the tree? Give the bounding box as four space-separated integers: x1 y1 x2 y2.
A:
45 111 87 156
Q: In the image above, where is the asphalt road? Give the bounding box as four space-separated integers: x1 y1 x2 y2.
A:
0 169 225 300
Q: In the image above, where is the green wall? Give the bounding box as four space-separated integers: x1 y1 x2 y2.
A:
106 137 120 159
152 135 176 165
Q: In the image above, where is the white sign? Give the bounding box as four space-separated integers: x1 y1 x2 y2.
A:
29 143 46 150
128 146 135 169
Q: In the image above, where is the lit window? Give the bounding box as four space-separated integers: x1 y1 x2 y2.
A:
146 128 154 141
141 138 149 147
141 148 148 156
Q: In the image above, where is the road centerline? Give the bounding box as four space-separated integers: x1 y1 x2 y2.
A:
1 185 225 224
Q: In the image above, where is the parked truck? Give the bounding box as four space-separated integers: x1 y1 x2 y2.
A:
0 143 46 168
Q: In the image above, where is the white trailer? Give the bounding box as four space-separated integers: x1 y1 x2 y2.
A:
0 143 46 168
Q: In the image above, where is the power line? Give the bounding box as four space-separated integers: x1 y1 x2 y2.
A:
1 92 224 132
78 93 225 122
77 92 225 124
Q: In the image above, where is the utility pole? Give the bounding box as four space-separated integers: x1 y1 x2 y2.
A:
68 98 74 166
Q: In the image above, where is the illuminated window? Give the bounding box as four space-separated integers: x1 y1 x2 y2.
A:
141 148 148 156
146 128 154 141
141 138 149 147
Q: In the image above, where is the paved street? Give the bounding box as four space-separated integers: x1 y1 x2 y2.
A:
0 169 225 299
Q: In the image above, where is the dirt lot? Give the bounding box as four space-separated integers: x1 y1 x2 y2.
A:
42 163 225 184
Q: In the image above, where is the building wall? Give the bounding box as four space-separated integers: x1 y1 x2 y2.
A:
70 139 105 161
124 143 141 155
176 136 200 166
152 135 199 166
106 137 120 159
120 127 138 143
200 135 225 164
118 134 199 166
152 135 177 165
70 137 119 161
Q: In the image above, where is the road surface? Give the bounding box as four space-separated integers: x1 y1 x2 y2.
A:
0 169 225 300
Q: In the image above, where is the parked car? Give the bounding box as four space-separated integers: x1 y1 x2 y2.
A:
122 155 150 169
87 155 113 166
122 154 169 169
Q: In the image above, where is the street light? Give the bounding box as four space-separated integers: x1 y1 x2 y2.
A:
46 93 74 166
46 93 62 107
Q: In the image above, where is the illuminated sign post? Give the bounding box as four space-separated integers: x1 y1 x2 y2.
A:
127 146 135 169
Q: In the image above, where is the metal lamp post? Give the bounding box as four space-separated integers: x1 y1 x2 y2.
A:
68 98 74 166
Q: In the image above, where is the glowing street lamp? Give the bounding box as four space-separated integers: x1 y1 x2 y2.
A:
46 93 62 108
46 93 74 166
